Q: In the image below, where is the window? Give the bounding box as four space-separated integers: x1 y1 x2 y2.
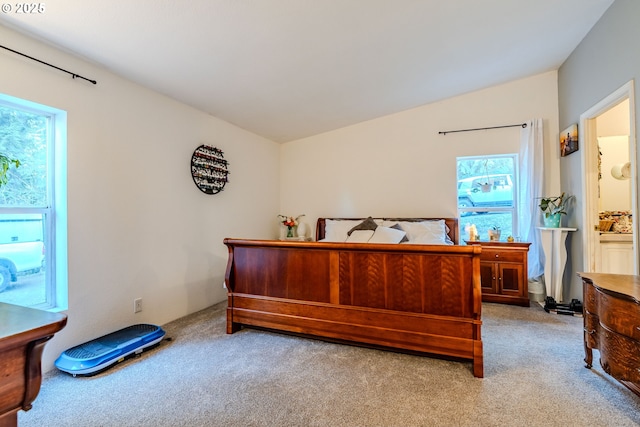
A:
457 155 518 243
0 94 67 310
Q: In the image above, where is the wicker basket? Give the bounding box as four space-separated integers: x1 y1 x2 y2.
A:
599 220 615 232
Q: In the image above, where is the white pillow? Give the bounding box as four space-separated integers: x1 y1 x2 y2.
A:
345 229 374 242
388 220 450 245
323 220 362 242
368 226 407 244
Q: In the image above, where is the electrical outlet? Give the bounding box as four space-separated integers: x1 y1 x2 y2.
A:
134 298 142 313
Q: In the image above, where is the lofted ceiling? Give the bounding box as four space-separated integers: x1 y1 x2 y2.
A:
0 0 614 142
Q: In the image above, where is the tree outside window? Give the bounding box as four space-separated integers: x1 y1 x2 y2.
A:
0 96 66 309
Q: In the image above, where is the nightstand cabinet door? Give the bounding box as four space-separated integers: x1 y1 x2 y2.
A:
498 263 524 296
466 241 530 306
480 262 497 294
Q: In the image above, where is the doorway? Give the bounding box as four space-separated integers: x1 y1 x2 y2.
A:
580 81 637 274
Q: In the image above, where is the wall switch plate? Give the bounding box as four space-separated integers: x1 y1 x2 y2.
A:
134 298 142 313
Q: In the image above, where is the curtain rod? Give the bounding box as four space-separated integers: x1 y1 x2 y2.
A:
0 44 97 85
438 123 526 135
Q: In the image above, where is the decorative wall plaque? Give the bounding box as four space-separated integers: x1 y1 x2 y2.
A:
190 145 229 194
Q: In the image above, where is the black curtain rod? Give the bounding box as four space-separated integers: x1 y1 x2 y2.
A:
0 44 97 85
438 123 526 135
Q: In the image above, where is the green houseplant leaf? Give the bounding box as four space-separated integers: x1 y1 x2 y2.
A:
538 192 574 218
0 154 19 187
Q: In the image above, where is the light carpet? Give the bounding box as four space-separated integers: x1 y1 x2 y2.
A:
18 301 640 426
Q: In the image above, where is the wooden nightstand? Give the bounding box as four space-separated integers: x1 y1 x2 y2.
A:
465 240 531 306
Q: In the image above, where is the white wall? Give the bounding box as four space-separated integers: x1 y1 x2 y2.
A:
596 100 631 212
598 136 631 212
280 71 560 236
597 98 630 136
0 25 280 371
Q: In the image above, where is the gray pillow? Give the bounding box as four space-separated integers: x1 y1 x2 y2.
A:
390 223 410 243
347 217 378 236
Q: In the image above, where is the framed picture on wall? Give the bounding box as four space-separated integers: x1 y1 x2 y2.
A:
560 124 578 157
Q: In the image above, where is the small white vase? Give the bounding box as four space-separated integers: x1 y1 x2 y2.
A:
296 222 307 238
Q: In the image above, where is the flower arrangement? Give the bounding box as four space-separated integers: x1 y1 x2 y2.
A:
278 214 305 238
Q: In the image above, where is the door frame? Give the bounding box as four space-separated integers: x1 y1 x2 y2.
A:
580 80 637 273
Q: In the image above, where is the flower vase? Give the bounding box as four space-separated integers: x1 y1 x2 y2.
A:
543 213 561 228
286 226 294 238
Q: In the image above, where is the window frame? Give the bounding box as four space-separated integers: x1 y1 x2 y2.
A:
457 154 520 241
0 93 67 311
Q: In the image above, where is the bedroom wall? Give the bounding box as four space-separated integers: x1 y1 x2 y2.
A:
0 24 280 371
280 71 560 240
558 0 639 300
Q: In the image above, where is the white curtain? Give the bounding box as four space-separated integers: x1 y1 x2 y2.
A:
519 119 544 278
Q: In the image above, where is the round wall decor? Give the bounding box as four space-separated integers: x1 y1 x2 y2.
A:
190 145 229 194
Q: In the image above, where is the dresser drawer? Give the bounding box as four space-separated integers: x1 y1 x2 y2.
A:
599 328 640 383
578 273 640 398
584 313 600 348
583 282 599 314
480 250 524 263
598 291 640 341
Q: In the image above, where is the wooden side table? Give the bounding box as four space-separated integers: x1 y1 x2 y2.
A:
0 303 67 427
466 240 531 306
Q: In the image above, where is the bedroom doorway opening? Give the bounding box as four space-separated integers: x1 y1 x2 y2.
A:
580 81 637 274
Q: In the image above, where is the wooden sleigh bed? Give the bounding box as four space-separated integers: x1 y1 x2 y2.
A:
223 217 483 377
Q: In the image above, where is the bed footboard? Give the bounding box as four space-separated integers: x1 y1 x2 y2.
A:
223 239 483 377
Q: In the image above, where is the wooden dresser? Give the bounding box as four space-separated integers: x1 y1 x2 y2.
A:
466 241 531 306
578 272 640 396
0 303 67 427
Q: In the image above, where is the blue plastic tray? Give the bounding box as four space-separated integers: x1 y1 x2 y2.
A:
55 324 165 376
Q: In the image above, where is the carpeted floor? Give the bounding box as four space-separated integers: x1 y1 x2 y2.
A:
19 301 640 427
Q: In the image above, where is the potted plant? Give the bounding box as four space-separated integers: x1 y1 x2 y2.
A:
538 193 574 227
488 225 501 241
479 182 492 193
478 160 492 193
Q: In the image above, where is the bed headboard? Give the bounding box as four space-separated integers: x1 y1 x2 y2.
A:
315 217 459 244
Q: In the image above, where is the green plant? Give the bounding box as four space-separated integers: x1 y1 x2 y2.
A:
488 224 501 241
538 193 574 218
0 154 19 187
